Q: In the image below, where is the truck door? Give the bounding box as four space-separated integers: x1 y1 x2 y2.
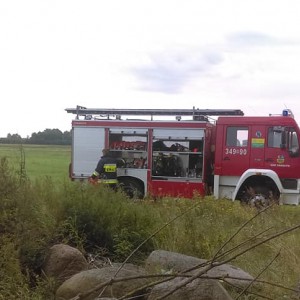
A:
220 125 250 176
265 126 300 180
249 126 266 168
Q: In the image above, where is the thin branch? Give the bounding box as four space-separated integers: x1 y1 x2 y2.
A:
224 279 275 300
213 226 273 262
220 223 300 266
114 223 300 300
73 201 203 300
155 223 300 300
69 270 300 300
178 226 273 277
175 208 274 283
211 204 273 262
70 201 300 300
234 250 281 299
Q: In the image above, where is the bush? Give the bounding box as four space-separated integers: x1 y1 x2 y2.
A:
58 183 157 262
0 236 30 299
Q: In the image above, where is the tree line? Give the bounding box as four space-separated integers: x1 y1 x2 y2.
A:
0 129 71 145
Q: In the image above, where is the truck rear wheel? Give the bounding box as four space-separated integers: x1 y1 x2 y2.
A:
118 178 144 199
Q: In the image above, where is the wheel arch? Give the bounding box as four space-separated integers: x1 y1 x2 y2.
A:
118 175 145 187
233 169 283 201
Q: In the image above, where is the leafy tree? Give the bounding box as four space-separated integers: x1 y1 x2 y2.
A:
5 134 23 144
0 129 72 145
29 129 72 145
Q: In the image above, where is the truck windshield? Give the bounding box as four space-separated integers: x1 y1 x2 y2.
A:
287 128 299 156
268 126 299 156
268 127 283 148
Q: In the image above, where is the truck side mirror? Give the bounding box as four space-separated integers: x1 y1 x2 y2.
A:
289 148 299 158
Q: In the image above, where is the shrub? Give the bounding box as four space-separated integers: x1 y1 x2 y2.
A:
58 183 157 262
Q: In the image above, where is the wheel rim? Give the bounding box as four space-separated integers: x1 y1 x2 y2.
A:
248 194 269 208
242 186 274 208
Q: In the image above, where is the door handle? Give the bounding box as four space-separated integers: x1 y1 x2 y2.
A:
224 156 230 161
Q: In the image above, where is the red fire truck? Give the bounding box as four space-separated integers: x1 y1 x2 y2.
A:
66 106 300 205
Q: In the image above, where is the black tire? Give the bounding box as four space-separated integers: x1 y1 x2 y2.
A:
118 178 144 199
241 185 278 208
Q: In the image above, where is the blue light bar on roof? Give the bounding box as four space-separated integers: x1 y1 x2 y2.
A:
282 109 294 118
283 109 289 116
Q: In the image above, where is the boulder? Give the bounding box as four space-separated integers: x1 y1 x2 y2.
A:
42 244 88 284
145 250 254 288
56 264 150 300
148 277 233 300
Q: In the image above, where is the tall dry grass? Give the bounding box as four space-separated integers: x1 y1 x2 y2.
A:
0 150 300 298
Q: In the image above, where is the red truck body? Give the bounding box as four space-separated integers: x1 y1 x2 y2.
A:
66 107 300 205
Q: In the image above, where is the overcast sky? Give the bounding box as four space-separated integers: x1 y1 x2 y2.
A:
1 0 300 137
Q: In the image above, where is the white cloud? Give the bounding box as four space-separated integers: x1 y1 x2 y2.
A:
1 0 300 137
131 47 223 93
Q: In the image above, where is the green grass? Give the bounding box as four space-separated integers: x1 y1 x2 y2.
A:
1 144 300 299
0 144 71 182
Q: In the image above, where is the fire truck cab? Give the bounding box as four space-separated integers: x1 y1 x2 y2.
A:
214 109 300 205
66 106 300 205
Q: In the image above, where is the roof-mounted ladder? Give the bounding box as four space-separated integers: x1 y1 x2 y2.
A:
65 105 244 120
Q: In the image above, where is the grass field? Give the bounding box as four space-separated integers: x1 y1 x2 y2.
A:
1 144 300 299
0 144 71 182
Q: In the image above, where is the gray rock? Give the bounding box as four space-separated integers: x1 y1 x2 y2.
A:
56 264 150 300
145 250 254 288
148 277 233 300
42 243 88 284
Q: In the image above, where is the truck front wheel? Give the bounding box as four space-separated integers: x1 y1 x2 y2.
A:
240 185 279 208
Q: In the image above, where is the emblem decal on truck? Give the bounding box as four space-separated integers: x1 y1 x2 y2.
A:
255 131 262 138
276 155 284 164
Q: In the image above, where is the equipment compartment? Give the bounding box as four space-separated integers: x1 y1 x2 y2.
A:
108 128 148 169
152 138 204 179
